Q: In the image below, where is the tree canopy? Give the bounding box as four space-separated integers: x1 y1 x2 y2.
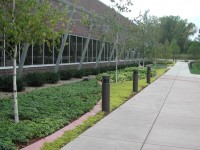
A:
159 16 196 53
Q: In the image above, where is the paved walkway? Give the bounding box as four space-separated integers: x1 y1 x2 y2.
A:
62 62 200 150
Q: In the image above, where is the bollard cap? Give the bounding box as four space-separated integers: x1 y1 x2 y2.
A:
102 76 110 83
147 66 151 70
133 69 138 73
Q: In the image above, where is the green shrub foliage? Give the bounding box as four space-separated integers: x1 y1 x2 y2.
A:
0 80 101 149
44 72 60 84
59 69 75 80
73 69 84 78
96 67 156 82
0 75 25 92
25 72 46 87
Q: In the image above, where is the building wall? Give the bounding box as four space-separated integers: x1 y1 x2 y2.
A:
0 0 133 74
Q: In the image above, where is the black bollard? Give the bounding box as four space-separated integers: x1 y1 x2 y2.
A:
102 76 110 113
147 66 151 84
133 69 138 92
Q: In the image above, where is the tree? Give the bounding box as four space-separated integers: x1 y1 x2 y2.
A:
188 41 200 60
133 11 161 67
104 0 133 82
159 16 196 53
0 0 68 122
170 39 180 61
162 40 172 65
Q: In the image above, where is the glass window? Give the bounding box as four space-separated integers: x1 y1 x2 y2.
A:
0 38 4 67
33 44 43 65
92 40 97 62
88 39 93 62
5 42 13 66
53 38 61 64
82 37 87 62
77 36 83 62
62 37 70 63
96 40 100 62
101 42 105 61
70 35 77 63
44 41 54 64
24 44 33 65
105 42 109 61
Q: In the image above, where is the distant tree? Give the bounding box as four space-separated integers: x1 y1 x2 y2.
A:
170 39 180 61
159 16 196 53
195 28 200 42
162 40 172 65
188 41 200 60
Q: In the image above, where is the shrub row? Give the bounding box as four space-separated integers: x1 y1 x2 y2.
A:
0 75 25 92
0 72 60 92
0 63 137 92
0 80 101 150
96 67 157 82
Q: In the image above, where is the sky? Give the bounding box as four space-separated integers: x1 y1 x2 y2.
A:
99 0 200 38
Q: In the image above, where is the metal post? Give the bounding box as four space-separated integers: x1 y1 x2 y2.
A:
102 76 110 113
133 69 138 92
147 66 151 84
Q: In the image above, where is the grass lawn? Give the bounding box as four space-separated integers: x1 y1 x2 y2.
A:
190 65 200 74
41 68 168 150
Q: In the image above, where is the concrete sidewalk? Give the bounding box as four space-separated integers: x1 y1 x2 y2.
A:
61 62 200 150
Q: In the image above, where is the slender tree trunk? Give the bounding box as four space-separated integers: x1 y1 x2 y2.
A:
142 50 145 67
13 45 19 123
115 32 118 83
12 0 19 123
115 55 118 83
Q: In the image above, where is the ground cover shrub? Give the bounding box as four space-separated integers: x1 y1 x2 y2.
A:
44 72 60 84
0 80 101 150
41 112 105 150
0 75 25 92
25 72 46 87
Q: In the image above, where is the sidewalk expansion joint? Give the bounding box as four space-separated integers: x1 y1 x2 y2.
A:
139 63 183 150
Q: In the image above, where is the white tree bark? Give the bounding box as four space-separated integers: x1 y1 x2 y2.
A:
13 45 19 123
115 32 119 83
12 0 19 123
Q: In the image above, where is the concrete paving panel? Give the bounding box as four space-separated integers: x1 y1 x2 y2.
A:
161 102 200 117
165 95 200 105
142 144 194 150
102 107 158 124
61 136 142 150
172 81 198 90
175 76 195 82
120 99 164 112
146 124 200 149
133 93 167 101
155 113 200 128
81 119 152 143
